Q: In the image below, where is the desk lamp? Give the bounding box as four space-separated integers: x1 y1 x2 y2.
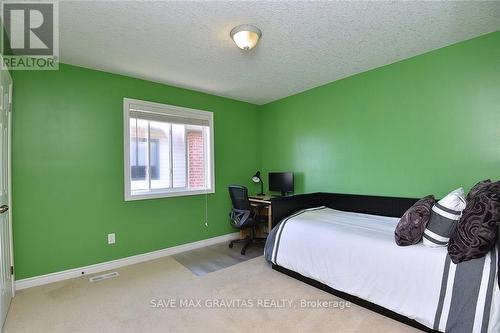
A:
252 171 264 196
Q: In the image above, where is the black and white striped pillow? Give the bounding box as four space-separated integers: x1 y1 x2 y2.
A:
423 188 466 247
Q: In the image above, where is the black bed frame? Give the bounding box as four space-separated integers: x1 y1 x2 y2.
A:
269 192 500 333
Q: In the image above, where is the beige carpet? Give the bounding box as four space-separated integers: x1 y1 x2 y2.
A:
4 249 420 333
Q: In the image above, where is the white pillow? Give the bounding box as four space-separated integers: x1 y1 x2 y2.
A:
422 188 467 247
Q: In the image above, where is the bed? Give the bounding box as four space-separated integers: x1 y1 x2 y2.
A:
265 193 500 333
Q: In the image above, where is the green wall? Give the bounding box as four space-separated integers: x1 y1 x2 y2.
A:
12 64 260 279
12 31 500 280
260 31 500 199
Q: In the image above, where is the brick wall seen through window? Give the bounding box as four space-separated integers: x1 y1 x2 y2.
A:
187 130 205 188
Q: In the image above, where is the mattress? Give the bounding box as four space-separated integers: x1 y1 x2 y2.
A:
265 207 500 333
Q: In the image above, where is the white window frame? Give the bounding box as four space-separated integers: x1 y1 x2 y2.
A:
123 98 215 201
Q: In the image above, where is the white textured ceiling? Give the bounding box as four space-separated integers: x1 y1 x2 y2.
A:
59 1 500 105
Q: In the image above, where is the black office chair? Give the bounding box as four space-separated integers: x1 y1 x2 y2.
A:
228 185 267 255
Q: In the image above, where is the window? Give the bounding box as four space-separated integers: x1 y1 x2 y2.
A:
124 98 214 200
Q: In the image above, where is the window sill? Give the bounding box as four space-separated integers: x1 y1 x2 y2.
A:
125 188 215 201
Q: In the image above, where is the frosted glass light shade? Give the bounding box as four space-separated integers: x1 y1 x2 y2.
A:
230 25 262 51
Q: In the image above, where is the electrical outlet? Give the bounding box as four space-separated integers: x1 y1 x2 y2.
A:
107 233 116 245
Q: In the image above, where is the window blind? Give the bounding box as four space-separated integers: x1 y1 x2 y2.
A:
130 108 210 127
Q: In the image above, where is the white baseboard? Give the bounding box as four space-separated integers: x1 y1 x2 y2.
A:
15 232 240 291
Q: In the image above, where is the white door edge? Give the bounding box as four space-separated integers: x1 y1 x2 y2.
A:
7 71 13 298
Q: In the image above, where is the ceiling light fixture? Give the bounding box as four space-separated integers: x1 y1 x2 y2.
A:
230 24 262 51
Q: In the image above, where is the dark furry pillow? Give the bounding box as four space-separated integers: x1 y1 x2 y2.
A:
448 191 500 264
395 195 435 246
466 179 492 201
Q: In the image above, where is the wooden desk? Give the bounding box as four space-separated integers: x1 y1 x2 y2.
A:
249 196 272 233
239 196 272 238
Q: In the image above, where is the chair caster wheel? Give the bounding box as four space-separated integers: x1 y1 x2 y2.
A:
241 249 246 255
229 242 233 248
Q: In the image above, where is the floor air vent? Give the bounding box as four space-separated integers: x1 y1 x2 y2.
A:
89 271 119 283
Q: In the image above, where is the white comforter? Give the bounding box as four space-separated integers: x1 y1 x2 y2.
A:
266 207 500 333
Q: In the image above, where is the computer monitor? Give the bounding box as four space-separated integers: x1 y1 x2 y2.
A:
268 172 294 196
